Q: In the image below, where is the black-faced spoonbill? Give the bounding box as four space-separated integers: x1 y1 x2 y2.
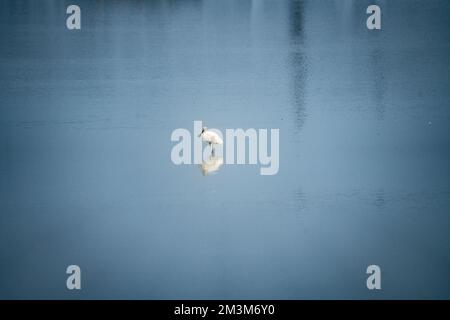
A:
198 127 223 154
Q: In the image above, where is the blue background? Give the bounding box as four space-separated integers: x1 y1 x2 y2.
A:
0 0 449 299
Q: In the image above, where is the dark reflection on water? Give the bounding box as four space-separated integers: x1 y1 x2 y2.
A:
288 0 308 132
0 0 450 299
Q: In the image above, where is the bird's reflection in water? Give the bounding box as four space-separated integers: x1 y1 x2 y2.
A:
199 154 223 176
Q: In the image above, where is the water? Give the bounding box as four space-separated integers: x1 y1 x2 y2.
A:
0 0 449 299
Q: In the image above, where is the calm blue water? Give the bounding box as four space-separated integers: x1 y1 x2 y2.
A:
0 0 449 299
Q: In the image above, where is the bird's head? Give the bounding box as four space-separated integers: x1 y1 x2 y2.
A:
198 127 207 137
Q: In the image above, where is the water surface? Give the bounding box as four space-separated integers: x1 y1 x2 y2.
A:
0 0 449 299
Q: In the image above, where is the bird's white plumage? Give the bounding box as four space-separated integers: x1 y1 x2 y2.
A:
199 128 223 145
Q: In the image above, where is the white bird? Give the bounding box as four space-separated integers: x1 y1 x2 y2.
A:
198 127 223 152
